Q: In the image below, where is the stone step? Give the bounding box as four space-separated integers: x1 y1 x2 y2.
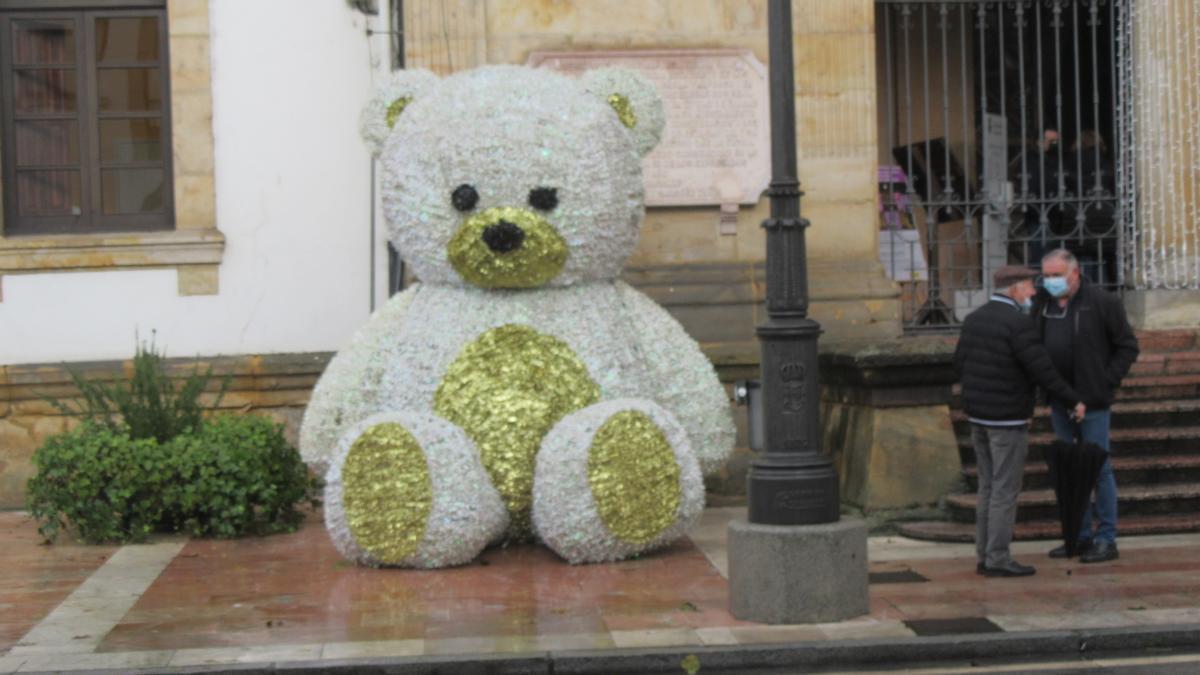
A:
963 454 1200 491
944 482 1200 523
955 425 1200 467
950 374 1200 410
1135 329 1200 353
896 513 1200 543
951 399 1200 436
1128 350 1200 377
925 330 1200 548
1115 373 1200 401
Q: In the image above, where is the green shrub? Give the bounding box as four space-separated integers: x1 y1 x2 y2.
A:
27 416 321 544
49 336 229 443
165 415 322 538
27 424 175 543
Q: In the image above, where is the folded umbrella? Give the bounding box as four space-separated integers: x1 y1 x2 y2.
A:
1044 438 1109 557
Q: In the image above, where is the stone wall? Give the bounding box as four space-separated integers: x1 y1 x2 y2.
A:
0 353 323 509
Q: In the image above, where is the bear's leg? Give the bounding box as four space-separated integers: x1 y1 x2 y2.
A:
532 399 704 564
323 411 508 568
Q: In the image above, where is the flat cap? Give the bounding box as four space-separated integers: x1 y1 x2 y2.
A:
992 265 1039 288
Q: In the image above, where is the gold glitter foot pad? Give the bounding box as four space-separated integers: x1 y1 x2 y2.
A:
340 422 434 565
324 412 508 568
533 399 705 564
587 410 681 546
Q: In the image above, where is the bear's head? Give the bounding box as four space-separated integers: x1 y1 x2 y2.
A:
361 65 665 289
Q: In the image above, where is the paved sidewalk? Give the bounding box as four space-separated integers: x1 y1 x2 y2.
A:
1 507 1199 673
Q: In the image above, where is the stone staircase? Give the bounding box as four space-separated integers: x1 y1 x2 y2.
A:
898 329 1200 542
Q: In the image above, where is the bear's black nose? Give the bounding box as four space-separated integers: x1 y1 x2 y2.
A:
481 220 525 253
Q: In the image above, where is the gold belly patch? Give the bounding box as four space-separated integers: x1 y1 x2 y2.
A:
434 324 600 538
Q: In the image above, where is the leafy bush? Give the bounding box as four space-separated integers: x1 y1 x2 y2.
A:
30 339 320 544
49 336 229 443
165 415 321 538
26 424 175 543
28 415 321 544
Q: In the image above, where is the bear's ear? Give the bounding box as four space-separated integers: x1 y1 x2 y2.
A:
360 69 440 156
580 67 665 157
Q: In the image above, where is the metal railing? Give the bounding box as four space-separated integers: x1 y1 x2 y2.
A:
876 0 1130 330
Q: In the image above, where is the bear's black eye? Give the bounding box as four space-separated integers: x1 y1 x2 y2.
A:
528 187 558 211
451 184 479 212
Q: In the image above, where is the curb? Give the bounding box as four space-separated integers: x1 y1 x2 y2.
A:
27 622 1200 675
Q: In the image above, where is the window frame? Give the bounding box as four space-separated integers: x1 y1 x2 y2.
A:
0 1 166 11
0 5 174 236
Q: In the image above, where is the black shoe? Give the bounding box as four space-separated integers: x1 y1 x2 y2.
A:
1080 541 1119 564
982 560 1037 577
976 562 985 575
1049 540 1093 559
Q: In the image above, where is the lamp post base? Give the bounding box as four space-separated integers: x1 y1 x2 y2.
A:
746 463 840 525
728 517 869 624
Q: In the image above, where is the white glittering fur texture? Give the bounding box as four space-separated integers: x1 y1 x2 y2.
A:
302 65 734 567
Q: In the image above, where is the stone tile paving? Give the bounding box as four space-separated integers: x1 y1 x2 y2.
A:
0 507 1197 672
96 517 749 653
0 512 119 654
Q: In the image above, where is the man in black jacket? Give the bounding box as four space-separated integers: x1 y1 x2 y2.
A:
955 265 1086 577
1038 249 1140 563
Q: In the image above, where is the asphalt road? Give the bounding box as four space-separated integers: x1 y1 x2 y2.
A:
805 649 1200 675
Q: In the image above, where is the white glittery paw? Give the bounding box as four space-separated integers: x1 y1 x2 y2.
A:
324 411 508 568
532 399 704 564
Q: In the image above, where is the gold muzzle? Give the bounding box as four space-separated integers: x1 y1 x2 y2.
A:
447 207 568 289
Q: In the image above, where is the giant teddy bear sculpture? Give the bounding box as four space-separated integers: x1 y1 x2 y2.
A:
299 64 735 568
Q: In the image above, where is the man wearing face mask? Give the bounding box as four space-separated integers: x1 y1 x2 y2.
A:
955 265 1087 577
1037 249 1140 563
1016 129 1069 265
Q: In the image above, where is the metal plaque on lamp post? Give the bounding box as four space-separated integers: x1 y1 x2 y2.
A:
726 0 869 625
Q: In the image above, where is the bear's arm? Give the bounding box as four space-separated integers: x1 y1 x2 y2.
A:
615 281 735 476
298 284 421 472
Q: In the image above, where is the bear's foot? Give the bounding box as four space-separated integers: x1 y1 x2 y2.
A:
532 399 704 564
324 412 507 568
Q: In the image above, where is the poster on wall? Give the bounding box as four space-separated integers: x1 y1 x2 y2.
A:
878 165 928 282
880 230 929 282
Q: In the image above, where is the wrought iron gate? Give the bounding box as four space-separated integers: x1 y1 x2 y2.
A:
876 0 1131 330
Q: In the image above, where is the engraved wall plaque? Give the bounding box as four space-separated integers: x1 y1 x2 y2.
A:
528 49 771 207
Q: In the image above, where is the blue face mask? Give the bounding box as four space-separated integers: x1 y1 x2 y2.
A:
1020 297 1034 312
1043 276 1070 298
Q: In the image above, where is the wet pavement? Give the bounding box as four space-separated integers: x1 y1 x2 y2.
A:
1 507 1199 672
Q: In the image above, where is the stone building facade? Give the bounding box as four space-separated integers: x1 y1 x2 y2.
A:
1 0 1196 510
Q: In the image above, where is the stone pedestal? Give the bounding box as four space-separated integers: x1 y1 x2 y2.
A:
819 337 963 511
728 517 869 624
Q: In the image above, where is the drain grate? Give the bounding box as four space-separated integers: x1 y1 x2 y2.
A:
868 569 929 584
903 616 1005 637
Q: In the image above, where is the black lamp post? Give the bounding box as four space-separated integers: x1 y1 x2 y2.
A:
746 0 840 526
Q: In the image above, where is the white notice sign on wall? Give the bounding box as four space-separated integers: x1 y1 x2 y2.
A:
879 229 929 282
528 49 771 207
